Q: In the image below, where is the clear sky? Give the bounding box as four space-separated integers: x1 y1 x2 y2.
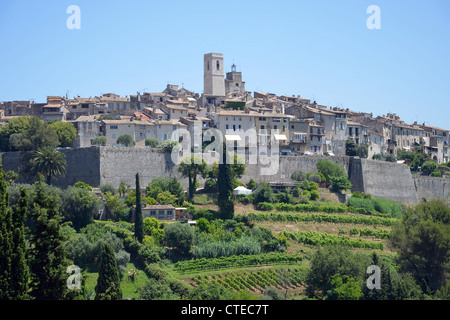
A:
0 0 449 129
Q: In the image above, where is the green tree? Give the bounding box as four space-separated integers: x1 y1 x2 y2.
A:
305 246 368 299
177 155 208 200
60 186 100 231
329 175 352 193
164 222 194 255
29 180 69 300
47 121 76 148
385 154 397 162
134 173 144 243
291 170 306 182
10 187 30 299
0 116 31 151
247 178 256 190
345 139 357 156
217 144 234 220
116 134 135 147
158 139 179 151
74 181 92 190
118 182 130 198
316 159 347 185
390 201 450 294
0 168 14 299
10 116 60 152
146 177 185 205
208 154 246 182
103 192 126 217
356 145 368 158
30 147 67 185
144 138 159 147
92 136 107 146
326 274 362 300
252 182 274 204
95 243 122 300
421 161 438 176
372 153 383 160
143 217 165 245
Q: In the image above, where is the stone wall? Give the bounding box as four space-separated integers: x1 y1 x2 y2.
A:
99 147 185 188
0 147 101 188
359 159 418 204
413 176 450 201
2 147 449 204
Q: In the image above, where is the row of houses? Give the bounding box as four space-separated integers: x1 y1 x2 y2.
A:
1 51 448 163
1 87 449 163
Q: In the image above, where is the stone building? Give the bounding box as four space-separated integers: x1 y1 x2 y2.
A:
225 64 246 94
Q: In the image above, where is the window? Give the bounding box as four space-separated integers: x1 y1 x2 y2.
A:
216 60 220 70
110 125 118 129
225 124 229 129
158 210 165 217
207 61 210 71
150 210 156 217
166 210 173 217
173 125 177 130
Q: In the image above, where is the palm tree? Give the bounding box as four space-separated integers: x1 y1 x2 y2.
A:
30 147 67 185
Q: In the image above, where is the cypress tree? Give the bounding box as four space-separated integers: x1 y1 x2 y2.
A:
95 243 122 300
134 173 144 243
10 187 29 299
0 168 13 300
29 179 68 300
217 143 234 220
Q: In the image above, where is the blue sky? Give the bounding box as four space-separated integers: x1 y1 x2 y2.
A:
0 0 449 129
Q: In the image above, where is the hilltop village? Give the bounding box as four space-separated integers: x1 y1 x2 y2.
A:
1 53 449 304
1 53 448 165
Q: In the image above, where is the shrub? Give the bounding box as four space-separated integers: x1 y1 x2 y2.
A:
362 193 372 199
291 170 307 182
164 222 194 254
372 153 383 160
204 179 217 193
116 133 135 147
347 197 375 212
92 136 107 146
236 194 250 204
252 182 274 204
100 183 116 195
307 173 322 183
352 191 363 198
430 170 442 177
144 138 158 147
316 159 346 184
329 176 352 192
309 190 320 201
257 202 274 211
275 192 293 204
246 179 256 190
422 161 438 175
385 154 397 162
